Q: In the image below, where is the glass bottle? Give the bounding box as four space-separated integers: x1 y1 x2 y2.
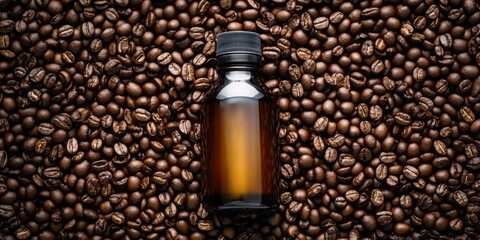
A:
202 31 279 213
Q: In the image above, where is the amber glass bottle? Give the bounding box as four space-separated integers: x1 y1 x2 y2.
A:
202 31 279 213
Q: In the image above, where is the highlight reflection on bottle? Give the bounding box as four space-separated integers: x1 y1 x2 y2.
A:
201 31 279 213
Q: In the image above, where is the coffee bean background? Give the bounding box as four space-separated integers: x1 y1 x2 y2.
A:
0 0 479 239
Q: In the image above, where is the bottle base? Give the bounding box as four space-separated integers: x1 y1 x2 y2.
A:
204 194 277 214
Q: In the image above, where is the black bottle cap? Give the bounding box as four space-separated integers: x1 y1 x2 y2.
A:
216 31 262 66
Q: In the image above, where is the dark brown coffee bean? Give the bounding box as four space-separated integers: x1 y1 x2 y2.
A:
300 12 312 31
375 164 388 181
403 165 419 180
38 123 55 135
152 172 169 185
0 35 9 49
327 134 345 148
292 82 304 98
157 52 172 65
339 153 355 167
452 190 469 207
361 40 374 57
197 0 210 16
111 212 125 225
413 67 426 82
263 46 281 60
219 0 232 9
15 227 31 240
394 112 412 126
371 189 384 207
400 23 414 37
105 8 119 21
0 20 14 33
439 33 453 48
58 25 74 38
179 119 191 135
28 67 46 83
167 62 181 76
313 135 325 152
43 167 61 178
329 12 344 24
306 183 322 198
0 150 6 169
370 105 383 121
376 211 392 226
0 205 14 218
433 140 448 156
418 97 434 111
371 60 385 74
281 164 294 179
114 142 128 156
81 22 94 38
198 220 214 231
460 106 475 123
393 223 411 235
181 63 195 82
105 59 122 75
66 138 78 154
313 17 329 30
345 190 359 202
413 16 427 30
52 114 73 130
426 5 440 19
379 152 396 164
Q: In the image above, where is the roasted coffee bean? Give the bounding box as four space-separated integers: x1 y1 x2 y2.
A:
66 138 78 154
15 227 31 240
329 12 344 24
37 123 55 135
313 135 325 152
370 105 383 121
0 35 9 49
263 46 281 60
28 67 46 83
371 189 384 207
313 117 329 133
361 40 374 57
453 190 468 206
379 152 396 164
327 134 345 148
114 142 128 156
157 52 172 65
43 167 61 178
0 205 14 218
403 165 419 180
460 106 475 123
198 220 214 231
58 25 74 38
394 112 412 126
433 140 448 156
376 211 392 226
313 17 329 30
371 60 385 74
105 59 122 75
0 20 14 33
152 172 169 185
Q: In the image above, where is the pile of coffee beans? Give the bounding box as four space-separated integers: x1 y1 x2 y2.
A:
0 0 479 239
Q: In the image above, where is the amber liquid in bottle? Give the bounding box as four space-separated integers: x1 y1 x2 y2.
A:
202 70 278 213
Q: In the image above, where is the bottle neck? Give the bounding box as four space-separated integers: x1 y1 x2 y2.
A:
217 53 262 68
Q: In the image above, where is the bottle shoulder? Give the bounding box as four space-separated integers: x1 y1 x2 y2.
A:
216 81 264 100
214 70 265 100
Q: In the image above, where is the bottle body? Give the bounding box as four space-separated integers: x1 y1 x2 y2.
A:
202 68 278 213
